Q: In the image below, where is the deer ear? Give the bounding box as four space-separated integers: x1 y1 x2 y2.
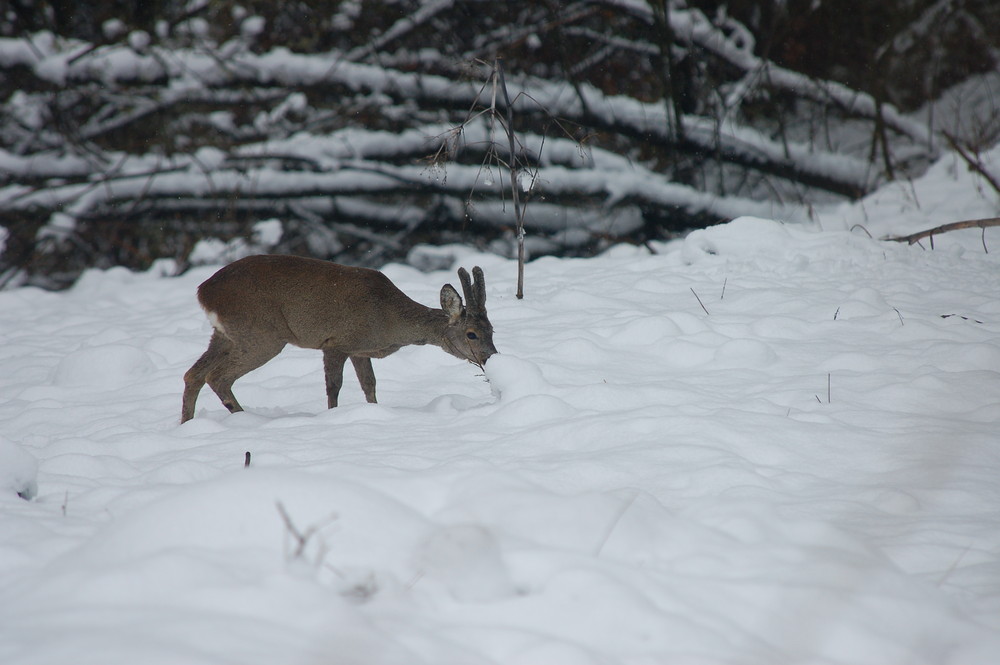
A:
440 284 464 323
472 266 487 310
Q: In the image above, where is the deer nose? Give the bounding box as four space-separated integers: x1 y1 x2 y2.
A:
481 343 498 362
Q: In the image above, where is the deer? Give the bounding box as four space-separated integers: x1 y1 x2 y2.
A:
181 254 497 422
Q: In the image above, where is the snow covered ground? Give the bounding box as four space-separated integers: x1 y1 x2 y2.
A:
2 144 1000 665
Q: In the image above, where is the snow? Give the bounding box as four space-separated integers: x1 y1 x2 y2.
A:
2 145 1000 664
0 438 37 500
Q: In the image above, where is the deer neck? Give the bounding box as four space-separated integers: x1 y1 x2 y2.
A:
396 301 451 348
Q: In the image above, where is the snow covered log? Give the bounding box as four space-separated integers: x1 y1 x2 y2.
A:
2 0 991 288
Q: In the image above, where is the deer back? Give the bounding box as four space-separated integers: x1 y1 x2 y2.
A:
197 254 438 353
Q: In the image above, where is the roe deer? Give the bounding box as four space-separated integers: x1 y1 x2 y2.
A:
181 254 497 422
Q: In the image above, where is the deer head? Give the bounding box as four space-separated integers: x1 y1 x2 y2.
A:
439 266 497 367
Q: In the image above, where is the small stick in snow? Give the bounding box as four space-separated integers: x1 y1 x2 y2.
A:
815 374 831 404
276 501 338 560
690 288 710 316
941 314 984 324
244 451 251 468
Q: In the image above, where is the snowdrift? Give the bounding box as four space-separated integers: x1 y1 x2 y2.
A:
1 147 999 664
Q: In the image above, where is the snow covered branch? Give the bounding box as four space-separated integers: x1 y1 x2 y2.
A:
1 0 990 288
1 31 907 199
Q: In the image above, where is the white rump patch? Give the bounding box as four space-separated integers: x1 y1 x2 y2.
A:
204 309 227 336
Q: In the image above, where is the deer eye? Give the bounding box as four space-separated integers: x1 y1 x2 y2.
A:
466 331 478 340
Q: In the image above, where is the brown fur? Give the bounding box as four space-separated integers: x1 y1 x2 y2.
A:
181 255 497 422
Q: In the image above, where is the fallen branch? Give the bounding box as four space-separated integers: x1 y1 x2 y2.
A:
943 131 1000 197
885 217 1000 251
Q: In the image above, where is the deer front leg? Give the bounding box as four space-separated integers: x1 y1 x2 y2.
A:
351 356 377 404
322 348 349 408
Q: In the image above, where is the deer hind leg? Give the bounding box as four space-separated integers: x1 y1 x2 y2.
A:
202 336 285 416
182 330 230 423
351 356 377 404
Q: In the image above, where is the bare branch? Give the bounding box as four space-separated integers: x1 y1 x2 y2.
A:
943 132 1000 197
885 217 1000 247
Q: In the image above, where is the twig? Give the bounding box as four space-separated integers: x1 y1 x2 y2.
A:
936 543 974 588
850 223 873 238
941 314 983 324
244 451 251 468
443 336 489 379
276 501 337 559
690 287 710 316
815 374 831 404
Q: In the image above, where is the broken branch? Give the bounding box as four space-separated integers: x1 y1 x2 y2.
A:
885 217 1000 248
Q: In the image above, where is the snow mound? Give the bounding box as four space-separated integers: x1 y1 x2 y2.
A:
53 343 155 388
413 523 516 602
485 354 554 400
681 215 798 262
71 469 428 577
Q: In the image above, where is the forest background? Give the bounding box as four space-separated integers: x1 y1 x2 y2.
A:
1 0 999 289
